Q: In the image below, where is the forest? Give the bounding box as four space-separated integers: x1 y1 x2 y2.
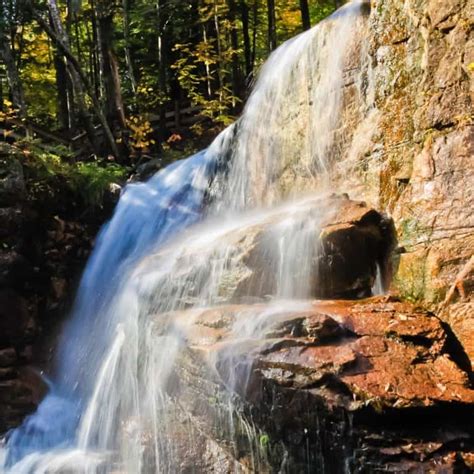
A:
0 0 342 167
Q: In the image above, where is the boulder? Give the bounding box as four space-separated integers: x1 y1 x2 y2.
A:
235 196 396 299
157 297 474 472
0 348 17 367
139 195 396 304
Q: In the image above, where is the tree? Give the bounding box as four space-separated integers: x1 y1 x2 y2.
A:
0 0 340 159
34 0 120 157
239 0 252 79
227 0 243 103
299 0 311 31
267 0 277 51
0 0 26 117
96 0 126 129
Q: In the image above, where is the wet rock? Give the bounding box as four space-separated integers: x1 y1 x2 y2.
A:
315 199 396 298
145 195 396 304
0 251 32 287
0 143 113 435
165 297 474 471
0 207 25 238
239 196 395 299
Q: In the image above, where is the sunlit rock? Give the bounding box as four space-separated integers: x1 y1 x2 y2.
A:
166 297 474 471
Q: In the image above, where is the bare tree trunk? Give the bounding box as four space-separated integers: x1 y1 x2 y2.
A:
122 0 137 95
97 0 127 130
299 0 311 31
53 45 71 131
267 0 277 52
239 0 252 79
89 0 101 98
251 0 259 72
0 0 26 118
227 0 242 104
157 0 168 139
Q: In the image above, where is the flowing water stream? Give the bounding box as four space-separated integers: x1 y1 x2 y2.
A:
1 2 374 472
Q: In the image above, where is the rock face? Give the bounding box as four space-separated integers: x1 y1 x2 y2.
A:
0 144 109 433
162 297 474 472
365 0 474 373
270 0 473 367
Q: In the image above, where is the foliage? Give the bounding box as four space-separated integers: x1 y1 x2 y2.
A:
0 99 20 139
0 0 340 162
19 24 57 124
18 138 128 207
126 115 155 154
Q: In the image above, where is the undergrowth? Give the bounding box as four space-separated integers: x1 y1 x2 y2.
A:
15 139 129 207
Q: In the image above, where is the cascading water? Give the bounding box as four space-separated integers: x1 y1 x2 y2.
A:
1 2 374 472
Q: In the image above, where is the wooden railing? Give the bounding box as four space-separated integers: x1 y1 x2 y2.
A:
1 101 205 152
148 102 204 129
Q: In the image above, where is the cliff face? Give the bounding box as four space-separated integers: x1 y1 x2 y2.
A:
365 0 473 365
279 0 473 363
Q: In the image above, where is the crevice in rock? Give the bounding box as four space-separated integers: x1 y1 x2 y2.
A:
439 321 473 381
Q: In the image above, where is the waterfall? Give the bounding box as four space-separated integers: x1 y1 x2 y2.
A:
1 2 372 472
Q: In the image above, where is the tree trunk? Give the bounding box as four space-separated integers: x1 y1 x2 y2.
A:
47 0 98 148
239 0 252 79
157 0 168 140
89 0 101 98
227 0 242 104
122 0 137 95
251 0 259 72
0 0 26 118
267 0 277 52
299 0 311 31
97 1 127 130
53 46 72 131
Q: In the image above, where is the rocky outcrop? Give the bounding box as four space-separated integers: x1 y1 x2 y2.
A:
0 144 110 433
364 0 474 314
140 195 396 305
224 195 396 300
160 297 474 472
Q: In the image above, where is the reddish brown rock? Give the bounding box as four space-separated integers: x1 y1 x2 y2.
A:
164 297 474 472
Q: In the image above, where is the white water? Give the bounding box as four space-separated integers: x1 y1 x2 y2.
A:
2 2 373 472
